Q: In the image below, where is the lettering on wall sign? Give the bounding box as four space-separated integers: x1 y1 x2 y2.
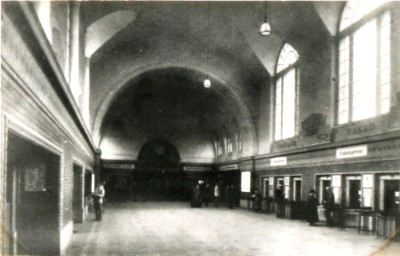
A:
336 145 368 159
103 163 135 169
219 164 238 171
183 166 212 172
271 157 287 166
276 140 297 150
347 123 375 135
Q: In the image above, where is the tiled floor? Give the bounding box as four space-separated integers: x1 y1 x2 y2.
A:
67 202 399 256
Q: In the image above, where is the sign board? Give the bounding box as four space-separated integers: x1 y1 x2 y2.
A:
284 177 290 185
183 166 212 172
336 145 367 159
103 163 135 169
331 175 341 187
271 157 287 166
241 171 251 192
219 164 238 171
269 177 274 185
362 174 373 188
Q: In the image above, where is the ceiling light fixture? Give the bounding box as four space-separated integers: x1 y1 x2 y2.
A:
259 1 271 36
204 2 211 88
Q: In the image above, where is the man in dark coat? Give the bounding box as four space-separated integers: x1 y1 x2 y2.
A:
306 189 319 226
252 188 262 212
275 185 284 218
323 186 335 226
203 183 212 207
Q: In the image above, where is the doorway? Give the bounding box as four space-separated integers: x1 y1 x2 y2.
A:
4 131 60 255
383 180 400 213
73 164 84 223
293 178 302 202
379 175 400 213
318 176 332 204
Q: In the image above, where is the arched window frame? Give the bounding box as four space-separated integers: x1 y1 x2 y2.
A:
273 43 300 141
337 1 394 125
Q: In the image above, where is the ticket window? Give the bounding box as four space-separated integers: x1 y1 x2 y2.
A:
292 177 302 202
345 176 361 209
379 175 400 213
268 177 275 198
318 176 332 204
361 174 373 208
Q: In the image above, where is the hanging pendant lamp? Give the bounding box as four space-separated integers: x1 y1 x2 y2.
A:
204 2 211 88
259 2 271 36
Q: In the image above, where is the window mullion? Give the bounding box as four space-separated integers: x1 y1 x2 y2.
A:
295 68 299 136
376 15 382 115
349 35 354 123
280 77 284 140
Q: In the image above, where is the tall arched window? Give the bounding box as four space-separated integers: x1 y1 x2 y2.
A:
274 43 299 141
338 1 392 124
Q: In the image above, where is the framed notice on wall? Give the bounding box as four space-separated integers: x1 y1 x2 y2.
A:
24 164 46 192
362 174 373 188
241 171 251 192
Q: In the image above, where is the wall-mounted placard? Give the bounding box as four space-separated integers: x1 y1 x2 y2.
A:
219 164 238 171
269 177 274 185
336 145 367 159
103 163 135 169
241 171 251 192
183 166 212 172
362 174 373 188
271 157 287 166
284 177 290 185
332 175 341 187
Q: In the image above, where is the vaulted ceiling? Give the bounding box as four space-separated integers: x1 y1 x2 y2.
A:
81 1 344 162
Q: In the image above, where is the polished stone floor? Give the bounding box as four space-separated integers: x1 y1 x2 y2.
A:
67 202 399 256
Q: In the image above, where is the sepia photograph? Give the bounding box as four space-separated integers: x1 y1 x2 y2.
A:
1 0 400 255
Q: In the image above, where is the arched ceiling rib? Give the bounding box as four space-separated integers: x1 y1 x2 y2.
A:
99 67 257 161
85 10 136 57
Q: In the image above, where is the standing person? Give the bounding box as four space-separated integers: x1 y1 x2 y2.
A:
203 183 211 207
306 189 319 226
92 182 105 221
193 184 202 207
323 186 335 226
275 185 284 218
252 188 262 212
214 183 220 207
227 184 235 209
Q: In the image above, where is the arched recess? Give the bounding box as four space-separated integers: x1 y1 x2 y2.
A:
92 65 257 158
137 139 180 168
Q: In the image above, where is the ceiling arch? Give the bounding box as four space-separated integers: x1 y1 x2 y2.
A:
98 67 257 161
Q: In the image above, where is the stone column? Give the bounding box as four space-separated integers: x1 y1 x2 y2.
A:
390 2 400 128
94 149 102 184
68 1 82 107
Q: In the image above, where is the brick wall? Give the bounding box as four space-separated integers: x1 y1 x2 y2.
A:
1 9 95 255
